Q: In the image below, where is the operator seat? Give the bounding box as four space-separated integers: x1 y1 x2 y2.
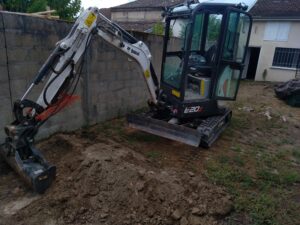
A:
205 43 217 65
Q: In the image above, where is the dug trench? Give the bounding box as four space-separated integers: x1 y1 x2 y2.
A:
0 82 299 225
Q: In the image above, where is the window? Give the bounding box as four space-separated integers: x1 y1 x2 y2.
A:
272 48 300 68
191 14 204 51
223 12 251 63
205 14 222 51
264 22 290 41
163 18 190 89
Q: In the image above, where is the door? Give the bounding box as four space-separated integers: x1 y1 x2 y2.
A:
213 9 252 100
246 47 261 80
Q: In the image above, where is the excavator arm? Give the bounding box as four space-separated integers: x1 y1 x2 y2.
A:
0 7 159 193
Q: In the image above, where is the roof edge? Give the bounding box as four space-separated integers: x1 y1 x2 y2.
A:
253 16 300 21
111 7 165 11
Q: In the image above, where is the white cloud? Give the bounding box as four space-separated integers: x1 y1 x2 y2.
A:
81 0 134 9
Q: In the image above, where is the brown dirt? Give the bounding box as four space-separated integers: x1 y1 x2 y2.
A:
0 134 232 225
0 81 299 225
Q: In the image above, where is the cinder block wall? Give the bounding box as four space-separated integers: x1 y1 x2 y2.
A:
0 11 163 140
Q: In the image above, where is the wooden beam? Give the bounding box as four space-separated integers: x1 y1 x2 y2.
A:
31 10 56 15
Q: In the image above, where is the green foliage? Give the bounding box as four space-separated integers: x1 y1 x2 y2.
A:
146 151 162 160
1 0 31 12
152 21 172 36
207 15 221 46
0 0 81 21
152 22 164 36
292 148 300 161
27 0 47 13
250 194 277 225
48 0 81 21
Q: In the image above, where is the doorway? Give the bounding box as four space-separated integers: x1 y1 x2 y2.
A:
246 47 261 80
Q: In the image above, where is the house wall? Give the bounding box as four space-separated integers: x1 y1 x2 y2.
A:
111 10 162 22
249 20 300 82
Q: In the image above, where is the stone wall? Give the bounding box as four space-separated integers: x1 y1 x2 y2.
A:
0 11 164 140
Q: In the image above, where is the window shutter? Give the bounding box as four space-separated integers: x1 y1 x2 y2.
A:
264 22 290 41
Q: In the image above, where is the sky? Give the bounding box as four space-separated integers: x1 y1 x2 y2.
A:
81 0 134 9
81 0 257 10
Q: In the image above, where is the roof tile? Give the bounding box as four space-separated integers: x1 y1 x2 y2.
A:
112 0 183 9
250 0 300 19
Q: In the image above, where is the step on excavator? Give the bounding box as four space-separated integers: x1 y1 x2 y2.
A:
0 0 253 193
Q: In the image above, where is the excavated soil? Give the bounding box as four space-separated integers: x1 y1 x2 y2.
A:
0 134 232 225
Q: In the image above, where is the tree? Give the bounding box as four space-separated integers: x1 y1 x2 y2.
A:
48 0 81 21
27 0 47 13
0 0 81 21
152 21 173 37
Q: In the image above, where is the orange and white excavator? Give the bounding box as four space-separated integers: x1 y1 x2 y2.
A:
0 0 255 193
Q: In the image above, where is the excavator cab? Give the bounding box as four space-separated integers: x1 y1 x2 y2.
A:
161 3 252 115
128 3 252 147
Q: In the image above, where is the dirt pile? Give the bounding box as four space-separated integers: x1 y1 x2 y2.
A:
8 134 232 225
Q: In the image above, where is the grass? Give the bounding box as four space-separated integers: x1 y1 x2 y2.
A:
206 149 300 225
230 113 251 130
205 102 300 225
146 151 162 160
292 148 300 162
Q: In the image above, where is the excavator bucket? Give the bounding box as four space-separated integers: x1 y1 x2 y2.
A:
127 114 202 147
0 144 56 193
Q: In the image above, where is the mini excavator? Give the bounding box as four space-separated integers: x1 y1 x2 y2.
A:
0 0 253 193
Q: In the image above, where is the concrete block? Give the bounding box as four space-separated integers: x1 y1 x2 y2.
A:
5 32 37 48
0 15 3 30
1 13 24 30
88 45 98 60
0 81 12 98
7 48 29 62
0 66 9 82
0 47 7 65
90 81 109 94
10 78 31 99
0 96 13 139
9 62 40 80
89 61 107 75
0 34 5 48
7 47 51 63
98 51 116 61
108 80 125 92
45 34 61 47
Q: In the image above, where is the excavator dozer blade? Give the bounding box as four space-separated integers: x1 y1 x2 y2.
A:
127 114 202 147
0 145 56 194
